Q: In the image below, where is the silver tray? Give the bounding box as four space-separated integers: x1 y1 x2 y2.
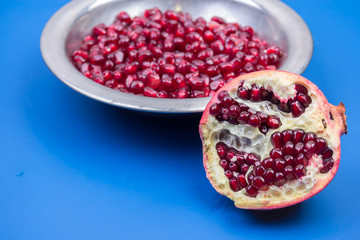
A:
41 0 313 113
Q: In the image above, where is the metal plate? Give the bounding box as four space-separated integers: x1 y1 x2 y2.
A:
40 0 313 113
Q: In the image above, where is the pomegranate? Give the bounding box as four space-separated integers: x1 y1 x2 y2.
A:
199 70 347 209
71 7 283 98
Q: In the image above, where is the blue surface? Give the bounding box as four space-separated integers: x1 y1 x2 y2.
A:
0 0 359 239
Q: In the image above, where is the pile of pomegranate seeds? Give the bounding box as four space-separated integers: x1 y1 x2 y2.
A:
209 90 281 134
216 129 334 197
71 7 283 98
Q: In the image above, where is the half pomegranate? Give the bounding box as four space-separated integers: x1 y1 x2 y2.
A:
199 70 347 209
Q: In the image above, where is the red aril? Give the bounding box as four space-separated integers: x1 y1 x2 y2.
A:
199 70 347 209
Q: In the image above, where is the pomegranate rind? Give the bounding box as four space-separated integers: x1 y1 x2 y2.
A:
199 70 347 210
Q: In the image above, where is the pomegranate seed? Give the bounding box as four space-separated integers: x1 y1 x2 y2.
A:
129 80 144 93
320 158 334 173
253 176 266 190
270 148 283 159
304 132 316 143
250 86 261 101
293 129 305 144
294 153 307 166
264 168 275 183
246 153 260 165
297 93 312 107
270 132 282 148
229 162 239 172
295 164 306 178
209 103 220 115
229 178 240 192
274 172 286 187
241 163 250 173
225 170 233 179
274 158 286 172
291 101 305 117
237 87 250 100
267 116 281 129
248 115 261 127
295 84 308 94
262 158 274 169
216 142 228 158
237 174 247 188
322 148 333 159
282 141 294 156
254 166 265 177
246 185 259 197
315 137 328 154
304 140 316 159
294 142 304 156
283 165 295 180
143 87 158 97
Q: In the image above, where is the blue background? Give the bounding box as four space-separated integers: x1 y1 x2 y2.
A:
1 0 359 239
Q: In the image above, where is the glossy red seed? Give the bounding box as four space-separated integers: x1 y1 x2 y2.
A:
283 165 296 180
238 111 250 124
246 185 259 197
264 168 275 183
274 158 286 172
291 101 305 117
320 158 334 173
216 142 228 158
270 148 283 159
217 90 229 101
129 81 145 93
282 141 294 156
282 130 293 143
295 164 306 178
237 87 250 100
236 152 246 165
219 159 229 170
267 116 281 129
297 93 312 107
295 84 308 94
294 153 307 166
315 137 328 154
241 163 250 173
209 103 220 116
229 162 239 172
293 129 305 144
322 148 333 159
143 87 158 97
228 105 241 118
237 174 247 188
229 178 240 192
253 176 267 190
262 158 274 169
250 86 261 102
284 155 294 166
247 153 260 165
274 172 286 187
254 166 265 177
271 132 282 148
248 115 261 127
304 132 316 143
294 142 304 156
304 140 316 159
220 96 234 107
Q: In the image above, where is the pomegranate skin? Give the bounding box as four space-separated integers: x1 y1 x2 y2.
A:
199 70 347 210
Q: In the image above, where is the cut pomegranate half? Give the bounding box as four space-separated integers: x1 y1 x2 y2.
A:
199 70 347 209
